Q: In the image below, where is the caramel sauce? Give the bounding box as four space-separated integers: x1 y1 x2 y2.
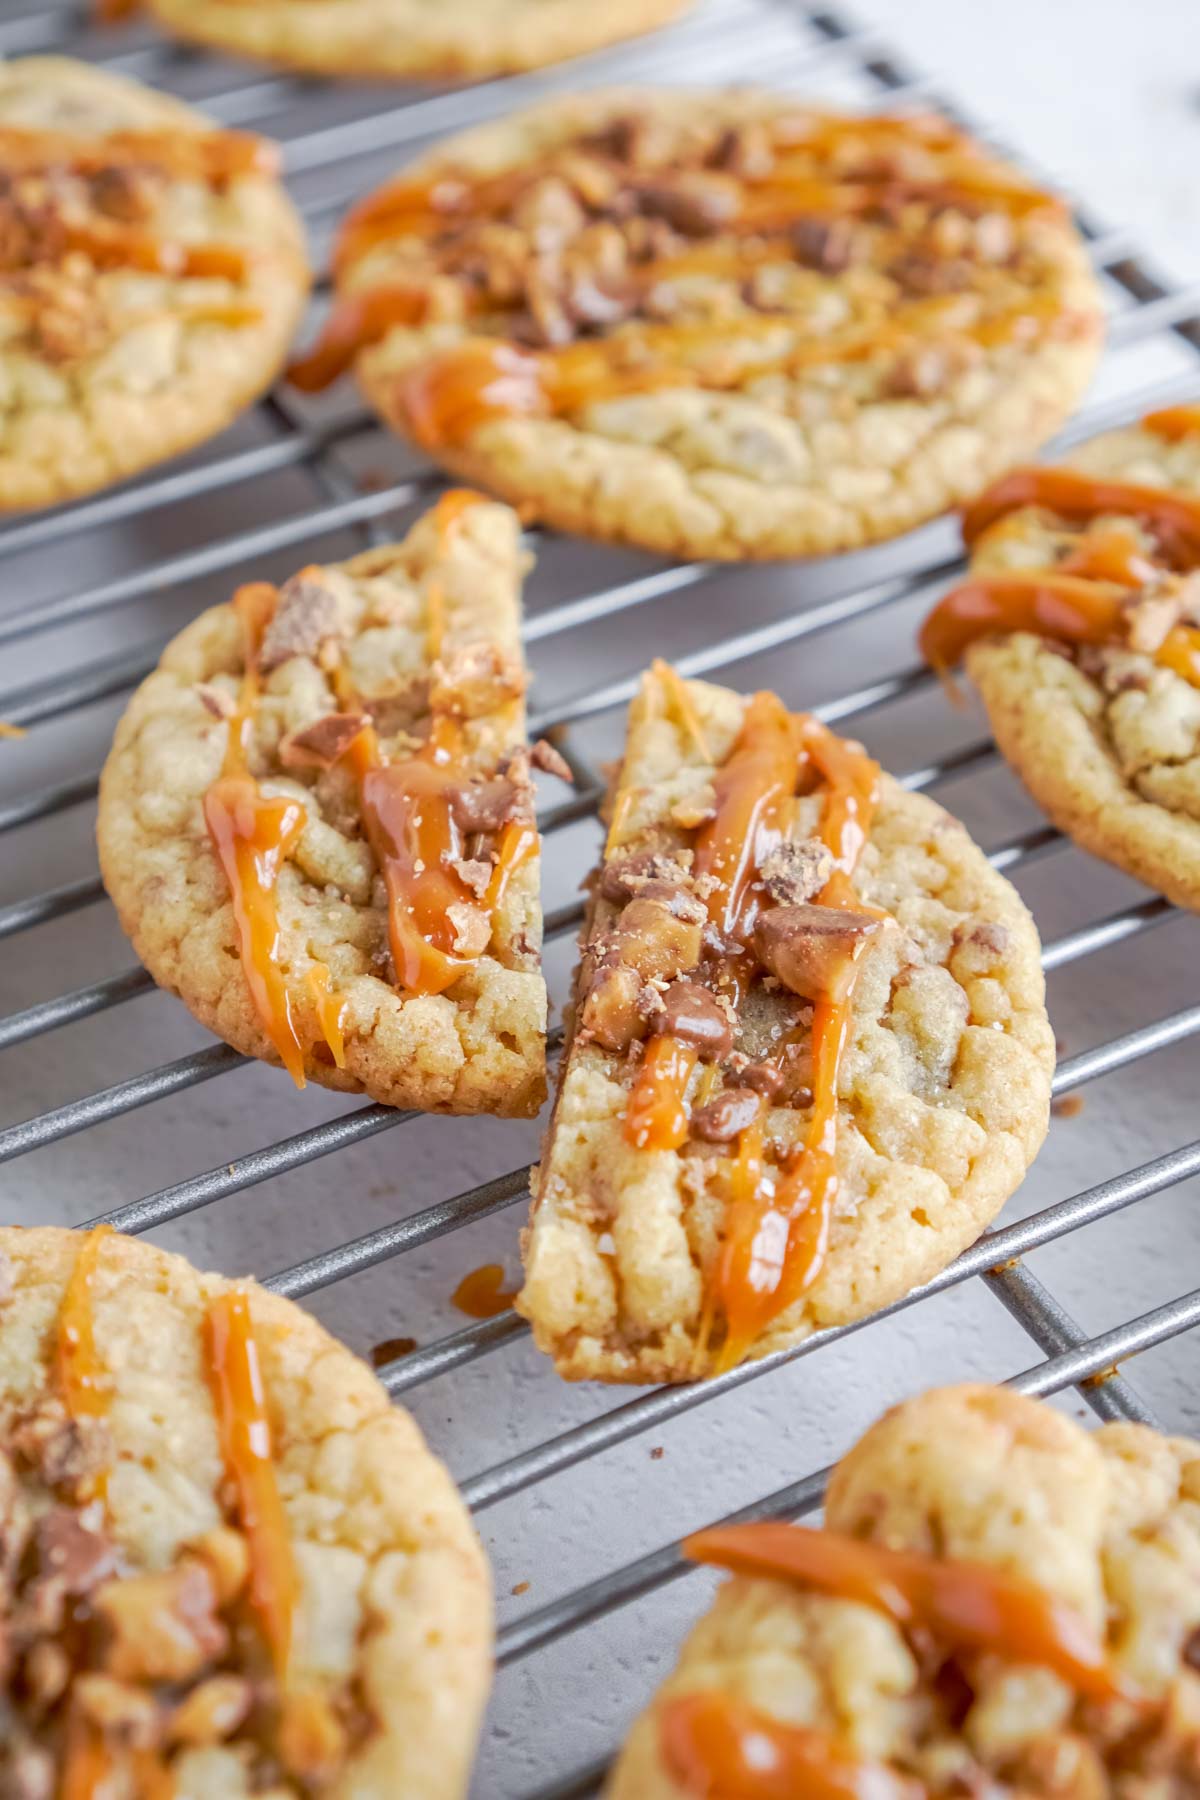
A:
206 1288 296 1680
922 442 1200 684
962 466 1200 561
60 1711 114 1800
0 123 274 182
306 963 347 1069
660 1691 919 1800
370 1335 418 1367
288 284 431 391
1143 404 1200 443
625 1037 700 1151
56 1224 114 1428
685 1521 1130 1705
694 689 799 938
204 777 309 1086
452 1264 519 1319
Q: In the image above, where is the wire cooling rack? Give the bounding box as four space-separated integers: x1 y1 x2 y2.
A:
1 1 1200 1793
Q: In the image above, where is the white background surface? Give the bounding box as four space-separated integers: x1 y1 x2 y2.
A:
0 3 1199 1793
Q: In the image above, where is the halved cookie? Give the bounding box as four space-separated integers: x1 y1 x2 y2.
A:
516 666 1053 1382
98 492 548 1116
0 57 308 511
139 0 694 80
609 1383 1200 1796
0 1224 491 1799
290 90 1102 561
921 406 1200 910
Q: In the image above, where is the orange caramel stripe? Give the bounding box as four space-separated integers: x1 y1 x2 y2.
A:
685 1521 1131 1705
204 777 309 1087
1142 404 1200 443
306 963 347 1070
56 1224 115 1425
962 466 1200 561
53 217 251 283
288 285 430 391
625 1037 700 1152
693 688 799 938
0 122 276 182
60 1710 115 1800
206 1288 296 1679
918 571 1127 671
660 1692 921 1800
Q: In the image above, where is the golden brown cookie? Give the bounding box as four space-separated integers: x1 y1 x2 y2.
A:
0 57 308 512
610 1383 1200 1797
97 492 549 1116
921 405 1200 910
290 90 1103 561
516 666 1054 1383
139 0 694 80
0 1223 491 1799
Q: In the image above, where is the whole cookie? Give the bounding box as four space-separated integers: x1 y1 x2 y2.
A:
921 406 1200 910
291 91 1103 561
518 669 1054 1382
98 493 549 1116
142 0 694 79
0 1224 491 1799
610 1384 1200 1795
0 58 308 511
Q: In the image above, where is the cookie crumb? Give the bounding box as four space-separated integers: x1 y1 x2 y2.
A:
511 1580 530 1597
649 1446 665 1461
1051 1093 1085 1119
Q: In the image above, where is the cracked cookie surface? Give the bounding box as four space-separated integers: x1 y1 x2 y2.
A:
922 408 1200 910
142 0 693 79
0 1224 491 1799
0 57 308 511
517 670 1053 1383
293 90 1102 561
97 493 548 1115
609 1383 1200 1796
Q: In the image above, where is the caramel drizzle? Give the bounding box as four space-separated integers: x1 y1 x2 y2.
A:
660 1692 920 1800
206 1288 297 1680
685 1521 1131 1704
920 432 1200 680
56 1224 115 1430
289 111 1072 405
619 678 880 1370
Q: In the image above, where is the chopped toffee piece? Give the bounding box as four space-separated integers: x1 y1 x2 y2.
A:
288 92 1101 561
101 492 547 1115
518 667 1053 1382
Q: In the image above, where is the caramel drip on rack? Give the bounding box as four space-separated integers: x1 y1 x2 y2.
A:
56 1224 114 1428
685 1521 1132 1704
660 1691 920 1800
921 425 1200 683
452 1263 520 1319
206 1288 297 1680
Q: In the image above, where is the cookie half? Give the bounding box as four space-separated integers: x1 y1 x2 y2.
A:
0 1224 491 1799
98 492 549 1116
0 57 309 512
142 0 694 80
609 1383 1200 1796
921 405 1200 910
516 667 1054 1383
290 91 1102 561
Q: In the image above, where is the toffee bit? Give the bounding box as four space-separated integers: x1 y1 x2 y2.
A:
279 711 367 771
195 683 236 722
758 838 834 905
257 570 345 674
530 737 574 783
691 1087 762 1144
755 902 883 1003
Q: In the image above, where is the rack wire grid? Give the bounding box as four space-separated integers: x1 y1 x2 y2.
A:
1 0 1200 1792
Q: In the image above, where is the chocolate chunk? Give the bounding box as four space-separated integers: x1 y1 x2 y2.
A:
279 711 367 771
758 838 834 906
611 897 703 983
755 902 883 1002
736 1061 785 1098
580 963 645 1054
708 123 775 180
33 1507 116 1595
257 570 345 674
599 850 692 905
691 1087 762 1144
634 881 707 925
657 981 733 1062
792 216 862 273
636 174 738 237
530 738 574 784
449 775 531 835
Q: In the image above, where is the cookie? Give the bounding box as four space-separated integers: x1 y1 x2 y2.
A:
139 0 694 80
290 91 1103 562
0 1223 491 1799
97 491 549 1116
0 57 309 513
921 405 1200 911
516 665 1054 1383
610 1382 1200 1796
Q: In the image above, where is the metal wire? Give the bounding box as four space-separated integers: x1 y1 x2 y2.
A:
0 4 1198 1795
